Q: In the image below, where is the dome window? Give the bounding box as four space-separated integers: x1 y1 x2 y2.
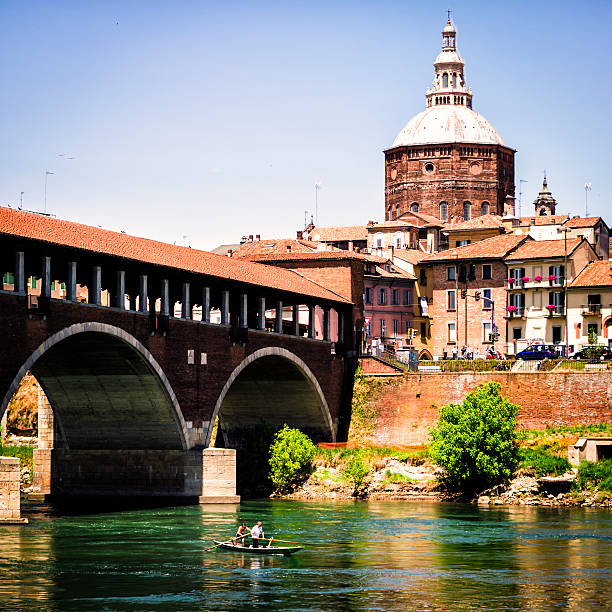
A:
452 73 457 88
463 201 472 221
410 203 419 212
395 204 401 218
442 73 449 88
440 202 448 221
481 202 490 215
425 163 435 173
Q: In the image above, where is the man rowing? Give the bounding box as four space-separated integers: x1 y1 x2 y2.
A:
233 522 250 546
251 521 265 548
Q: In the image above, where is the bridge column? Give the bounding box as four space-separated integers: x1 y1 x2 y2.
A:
14 251 25 295
323 307 331 342
202 287 211 323
181 283 191 320
275 301 283 333
66 262 77 301
41 256 51 298
0 457 27 523
32 388 53 496
91 266 102 305
199 448 240 504
220 290 229 325
258 297 266 330
138 274 148 313
239 294 248 328
115 271 126 310
308 305 316 339
160 279 170 316
292 304 300 335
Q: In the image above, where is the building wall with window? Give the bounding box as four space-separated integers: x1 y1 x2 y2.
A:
429 259 508 358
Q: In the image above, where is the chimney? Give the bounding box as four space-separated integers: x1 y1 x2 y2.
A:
227 249 233 257
240 236 248 244
296 231 303 240
256 234 261 241
286 244 292 253
249 234 254 242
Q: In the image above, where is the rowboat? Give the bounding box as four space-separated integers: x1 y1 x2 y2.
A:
213 540 304 556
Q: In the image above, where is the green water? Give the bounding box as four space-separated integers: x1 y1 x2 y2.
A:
1 500 611 611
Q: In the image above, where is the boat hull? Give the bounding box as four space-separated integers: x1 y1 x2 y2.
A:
214 541 304 556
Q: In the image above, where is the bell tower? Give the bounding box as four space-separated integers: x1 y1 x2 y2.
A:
533 176 557 216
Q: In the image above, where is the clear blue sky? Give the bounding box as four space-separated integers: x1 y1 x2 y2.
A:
1 1 610 250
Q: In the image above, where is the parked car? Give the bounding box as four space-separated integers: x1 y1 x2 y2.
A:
570 346 612 360
515 344 557 360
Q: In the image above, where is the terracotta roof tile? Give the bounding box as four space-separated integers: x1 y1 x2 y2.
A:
393 248 429 264
244 250 386 264
307 225 368 242
562 216 602 228
444 214 504 231
518 214 569 226
570 261 612 287
233 238 322 257
504 237 583 261
422 233 528 263
0 207 350 304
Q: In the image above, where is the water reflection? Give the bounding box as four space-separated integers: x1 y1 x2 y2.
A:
1 500 610 610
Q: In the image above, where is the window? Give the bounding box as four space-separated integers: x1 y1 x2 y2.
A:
482 264 492 280
456 240 470 247
483 322 492 343
2 272 14 285
482 288 492 308
549 291 563 314
463 201 471 220
509 267 525 287
380 319 386 337
403 288 412 306
447 266 456 281
512 327 522 341
419 268 427 285
587 294 601 313
442 73 449 88
548 265 565 285
447 322 456 343
365 287 373 305
440 201 448 221
420 322 427 338
452 73 457 88
393 319 399 336
509 292 525 315
447 290 456 310
391 289 400 305
30 276 37 289
424 163 434 173
394 232 403 248
378 288 388 305
395 204 400 219
587 323 598 338
410 202 419 212
481 202 490 215
375 233 383 248
552 326 562 344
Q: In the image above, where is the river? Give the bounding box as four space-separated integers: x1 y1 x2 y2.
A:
1 500 611 610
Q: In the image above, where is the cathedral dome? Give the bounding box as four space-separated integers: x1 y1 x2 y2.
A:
392 104 505 147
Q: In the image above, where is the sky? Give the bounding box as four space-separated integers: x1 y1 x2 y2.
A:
1 1 610 250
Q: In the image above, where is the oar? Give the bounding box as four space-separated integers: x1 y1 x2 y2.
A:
264 537 304 545
204 537 236 552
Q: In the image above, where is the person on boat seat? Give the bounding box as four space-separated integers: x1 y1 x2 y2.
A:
234 522 250 546
251 521 264 547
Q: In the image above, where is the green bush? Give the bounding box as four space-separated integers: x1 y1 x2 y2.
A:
268 426 316 492
576 458 612 491
429 382 520 492
343 453 370 490
519 447 571 477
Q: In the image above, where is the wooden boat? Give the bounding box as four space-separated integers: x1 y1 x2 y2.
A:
213 540 304 556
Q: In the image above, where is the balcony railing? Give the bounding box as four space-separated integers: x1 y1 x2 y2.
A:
506 307 525 318
546 305 565 316
507 279 523 289
581 303 601 315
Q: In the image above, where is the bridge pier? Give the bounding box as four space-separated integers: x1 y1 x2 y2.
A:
0 456 27 523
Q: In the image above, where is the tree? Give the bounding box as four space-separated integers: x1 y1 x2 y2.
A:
269 426 316 492
429 382 520 492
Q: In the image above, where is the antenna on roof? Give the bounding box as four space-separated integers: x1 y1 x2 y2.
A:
315 182 321 226
584 182 592 217
19 192 24 210
518 179 528 216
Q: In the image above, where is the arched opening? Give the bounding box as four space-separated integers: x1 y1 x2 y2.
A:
395 204 401 219
463 201 472 221
419 349 433 360
481 201 490 215
1 324 191 499
209 349 334 497
410 202 419 212
440 201 448 221
442 73 449 88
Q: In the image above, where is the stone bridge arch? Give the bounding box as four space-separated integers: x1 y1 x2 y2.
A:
1 322 190 450
208 347 336 447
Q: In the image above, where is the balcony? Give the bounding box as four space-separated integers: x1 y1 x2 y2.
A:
548 277 565 287
546 305 565 317
581 303 601 316
507 279 523 289
505 307 525 318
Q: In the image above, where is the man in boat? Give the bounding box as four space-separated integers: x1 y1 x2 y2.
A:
233 522 250 546
250 521 264 548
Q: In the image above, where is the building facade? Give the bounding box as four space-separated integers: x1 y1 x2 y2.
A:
383 17 515 223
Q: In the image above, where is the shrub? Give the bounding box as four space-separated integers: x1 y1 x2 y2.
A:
343 453 370 490
429 382 520 492
519 447 571 477
575 458 612 491
268 426 316 492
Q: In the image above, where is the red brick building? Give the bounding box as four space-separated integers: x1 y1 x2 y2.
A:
383 17 515 223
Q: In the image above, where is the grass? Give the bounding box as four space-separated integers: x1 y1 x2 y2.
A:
381 470 417 485
0 444 34 484
315 446 428 469
575 459 612 492
522 423 612 438
518 446 572 477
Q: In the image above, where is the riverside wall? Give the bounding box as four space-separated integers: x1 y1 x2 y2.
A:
371 372 612 446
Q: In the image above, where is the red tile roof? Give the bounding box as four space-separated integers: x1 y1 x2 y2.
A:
307 225 368 242
233 238 322 257
444 214 504 231
504 237 584 261
518 214 569 226
570 261 612 287
562 216 603 228
0 207 350 304
243 250 387 264
422 233 528 263
393 249 429 264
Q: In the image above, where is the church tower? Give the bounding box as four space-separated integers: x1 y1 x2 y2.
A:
533 176 557 216
384 16 516 223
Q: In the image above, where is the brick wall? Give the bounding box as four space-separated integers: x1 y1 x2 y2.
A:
360 356 403 376
384 144 515 221
370 372 612 446
431 260 507 357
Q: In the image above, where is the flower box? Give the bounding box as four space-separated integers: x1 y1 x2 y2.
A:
507 278 515 284
534 275 543 282
548 274 557 281
506 305 517 312
521 276 530 282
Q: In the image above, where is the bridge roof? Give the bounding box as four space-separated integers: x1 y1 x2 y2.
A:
0 207 351 305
